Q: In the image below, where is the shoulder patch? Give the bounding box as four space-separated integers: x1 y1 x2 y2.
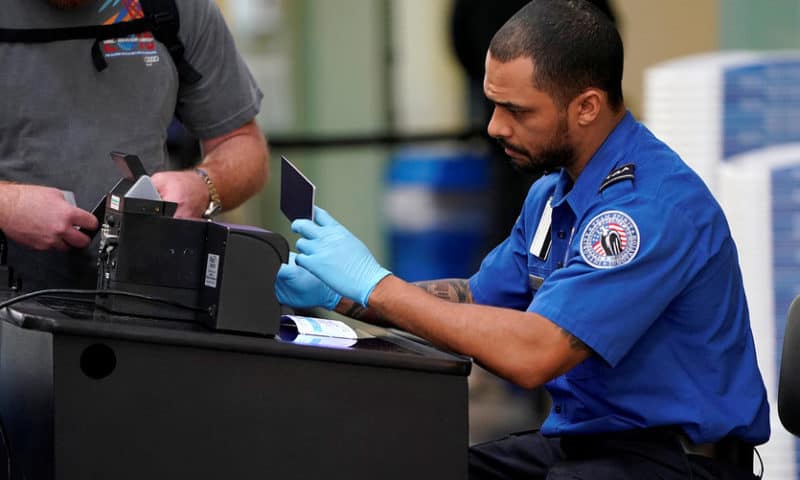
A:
599 163 635 192
580 211 640 269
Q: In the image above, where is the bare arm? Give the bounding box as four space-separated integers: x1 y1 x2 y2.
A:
415 278 474 303
364 275 592 389
151 120 269 218
198 119 269 210
335 278 474 323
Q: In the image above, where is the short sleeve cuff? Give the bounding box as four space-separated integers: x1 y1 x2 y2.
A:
529 300 622 367
186 89 264 139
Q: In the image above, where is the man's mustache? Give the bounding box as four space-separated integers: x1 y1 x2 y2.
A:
496 139 528 156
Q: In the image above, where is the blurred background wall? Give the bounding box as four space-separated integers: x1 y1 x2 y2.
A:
211 1 800 244
203 0 800 472
212 0 732 265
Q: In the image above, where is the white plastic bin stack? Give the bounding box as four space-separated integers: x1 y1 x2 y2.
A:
645 51 800 479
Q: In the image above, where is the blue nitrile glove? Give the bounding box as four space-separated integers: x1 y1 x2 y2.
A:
275 252 342 310
293 206 391 307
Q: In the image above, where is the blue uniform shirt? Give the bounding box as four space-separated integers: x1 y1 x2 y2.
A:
469 111 770 444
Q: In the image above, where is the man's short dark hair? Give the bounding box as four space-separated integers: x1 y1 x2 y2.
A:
489 0 624 110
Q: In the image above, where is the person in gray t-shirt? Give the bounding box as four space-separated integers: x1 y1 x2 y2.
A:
0 0 269 290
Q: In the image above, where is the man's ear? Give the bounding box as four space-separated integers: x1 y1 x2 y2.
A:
572 88 603 126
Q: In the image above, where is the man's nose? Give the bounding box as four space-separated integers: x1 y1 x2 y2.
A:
487 107 510 139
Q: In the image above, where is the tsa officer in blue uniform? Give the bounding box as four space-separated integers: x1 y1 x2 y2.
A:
274 0 770 478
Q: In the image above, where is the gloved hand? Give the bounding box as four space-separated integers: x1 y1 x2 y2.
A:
293 206 391 307
275 252 342 310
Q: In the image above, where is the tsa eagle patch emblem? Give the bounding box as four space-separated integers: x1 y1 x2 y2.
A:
580 211 640 269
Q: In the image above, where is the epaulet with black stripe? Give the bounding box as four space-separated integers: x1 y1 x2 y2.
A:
599 163 635 192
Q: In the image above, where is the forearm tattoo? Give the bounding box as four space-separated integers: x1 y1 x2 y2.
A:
414 279 473 304
560 327 591 352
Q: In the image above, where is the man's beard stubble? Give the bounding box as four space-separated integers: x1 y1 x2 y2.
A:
47 0 96 9
496 117 576 177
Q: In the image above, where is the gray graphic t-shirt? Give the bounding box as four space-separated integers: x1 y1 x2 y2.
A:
0 0 263 289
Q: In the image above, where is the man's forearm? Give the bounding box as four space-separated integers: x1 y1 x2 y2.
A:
199 120 269 211
367 276 592 389
334 278 473 323
335 297 376 322
0 181 17 229
414 278 473 303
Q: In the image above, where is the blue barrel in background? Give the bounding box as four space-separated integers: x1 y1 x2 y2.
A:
385 148 490 282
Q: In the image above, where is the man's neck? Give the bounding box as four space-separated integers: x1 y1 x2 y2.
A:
566 106 627 180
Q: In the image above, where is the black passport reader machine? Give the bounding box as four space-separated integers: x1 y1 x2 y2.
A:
95 152 288 336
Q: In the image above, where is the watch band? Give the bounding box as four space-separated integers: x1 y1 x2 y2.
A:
194 167 222 218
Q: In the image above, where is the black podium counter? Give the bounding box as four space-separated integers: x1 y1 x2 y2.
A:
0 291 471 480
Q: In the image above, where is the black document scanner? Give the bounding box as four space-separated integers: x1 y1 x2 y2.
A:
93 152 288 336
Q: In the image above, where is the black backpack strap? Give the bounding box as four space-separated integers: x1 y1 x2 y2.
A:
0 21 150 72
0 20 148 43
0 0 202 84
140 0 202 85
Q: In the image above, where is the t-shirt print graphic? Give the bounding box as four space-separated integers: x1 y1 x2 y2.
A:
100 0 144 24
99 0 160 67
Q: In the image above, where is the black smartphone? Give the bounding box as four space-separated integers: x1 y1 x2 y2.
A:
280 156 316 222
110 151 148 180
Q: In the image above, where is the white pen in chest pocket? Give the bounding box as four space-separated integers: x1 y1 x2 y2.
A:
529 197 553 261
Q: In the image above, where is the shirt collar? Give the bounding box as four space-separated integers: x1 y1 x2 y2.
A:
550 110 637 217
